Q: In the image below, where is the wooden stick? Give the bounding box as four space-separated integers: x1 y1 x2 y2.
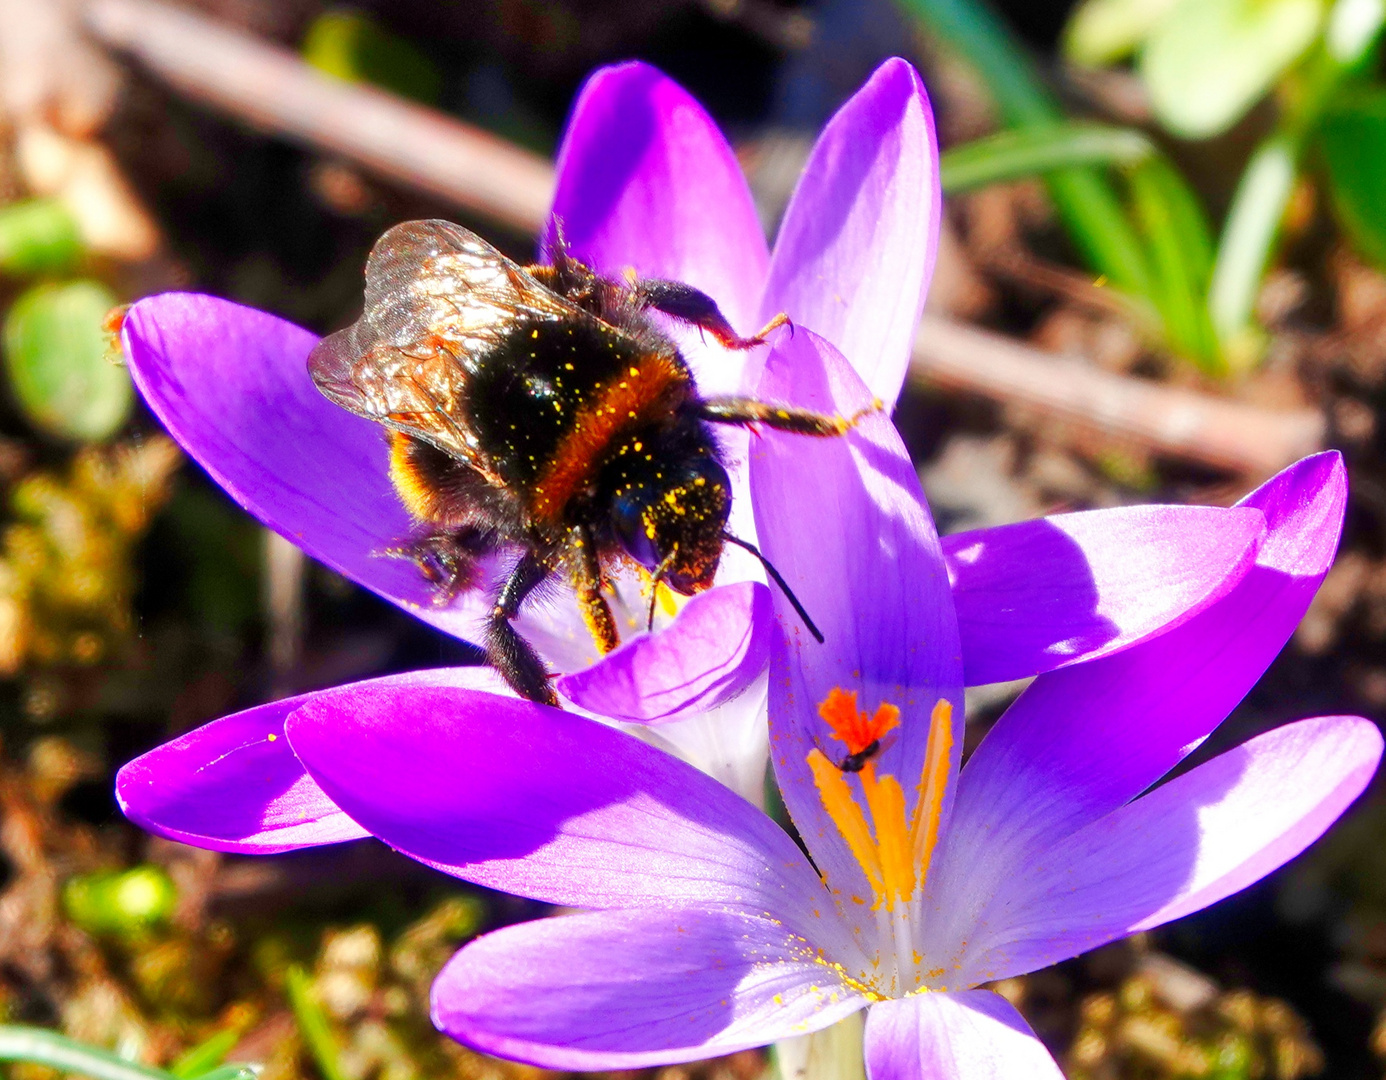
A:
83 0 1325 475
84 0 554 234
913 315 1324 475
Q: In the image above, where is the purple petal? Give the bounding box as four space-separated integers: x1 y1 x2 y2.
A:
958 715 1381 984
284 678 832 922
432 907 866 1071
936 452 1347 913
948 504 1266 686
549 61 769 382
123 293 487 642
557 582 773 722
864 991 1064 1080
115 667 508 854
761 58 940 409
750 328 963 910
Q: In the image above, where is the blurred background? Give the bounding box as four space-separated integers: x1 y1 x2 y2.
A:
0 0 1384 1077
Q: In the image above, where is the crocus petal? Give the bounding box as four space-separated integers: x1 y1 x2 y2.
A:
549 60 769 389
750 327 963 908
937 452 1346 914
432 907 866 1071
947 504 1266 686
115 667 509 854
864 991 1065 1080
284 678 833 925
760 58 939 409
959 715 1382 984
557 582 773 722
122 293 487 642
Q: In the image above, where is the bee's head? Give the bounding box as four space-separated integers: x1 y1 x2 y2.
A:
612 455 731 594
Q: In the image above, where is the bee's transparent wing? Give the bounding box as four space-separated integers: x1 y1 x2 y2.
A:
308 219 586 473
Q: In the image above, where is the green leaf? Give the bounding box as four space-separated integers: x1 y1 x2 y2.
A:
1321 89 1386 268
302 9 441 105
63 866 177 936
940 123 1155 192
2 280 132 441
0 200 83 277
1064 0 1182 65
1140 0 1324 139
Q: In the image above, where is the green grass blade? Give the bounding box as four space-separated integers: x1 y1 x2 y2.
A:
939 123 1155 193
284 966 347 1080
169 1029 241 1079
893 0 1154 294
0 1027 176 1080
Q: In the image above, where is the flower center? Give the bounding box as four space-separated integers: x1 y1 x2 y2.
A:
806 689 953 913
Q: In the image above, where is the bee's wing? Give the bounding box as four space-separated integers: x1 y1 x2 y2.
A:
308 219 588 475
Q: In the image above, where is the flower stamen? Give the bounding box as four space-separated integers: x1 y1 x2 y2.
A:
807 690 954 913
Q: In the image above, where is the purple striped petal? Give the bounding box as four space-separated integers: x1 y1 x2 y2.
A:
122 293 487 642
958 715 1381 984
750 327 963 911
934 452 1346 919
947 504 1266 686
864 992 1064 1080
760 58 940 408
284 678 830 921
549 61 769 393
557 582 773 722
432 907 867 1071
115 667 507 853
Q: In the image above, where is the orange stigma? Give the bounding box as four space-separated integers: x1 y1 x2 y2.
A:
818 687 900 757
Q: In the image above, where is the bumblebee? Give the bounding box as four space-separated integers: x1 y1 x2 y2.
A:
310 219 861 706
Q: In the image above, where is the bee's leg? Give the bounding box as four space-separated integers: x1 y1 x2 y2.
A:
634 279 790 350
384 528 487 603
487 552 558 707
569 526 619 655
695 396 880 436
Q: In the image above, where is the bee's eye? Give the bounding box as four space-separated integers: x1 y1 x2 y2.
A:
613 490 659 570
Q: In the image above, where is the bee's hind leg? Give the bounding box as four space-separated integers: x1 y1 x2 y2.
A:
487 551 559 707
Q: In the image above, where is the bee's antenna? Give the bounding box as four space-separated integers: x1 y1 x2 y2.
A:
646 552 677 633
722 533 824 644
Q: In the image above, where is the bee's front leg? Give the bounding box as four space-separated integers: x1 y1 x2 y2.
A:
487 552 558 707
695 396 880 436
569 525 619 655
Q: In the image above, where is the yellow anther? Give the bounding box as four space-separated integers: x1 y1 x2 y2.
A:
808 690 954 912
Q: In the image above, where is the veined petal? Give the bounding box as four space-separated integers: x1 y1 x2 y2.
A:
750 328 962 912
761 58 940 409
557 582 773 722
934 452 1347 929
959 715 1381 984
432 907 867 1071
114 667 509 854
284 678 832 924
947 504 1266 686
122 293 488 643
549 61 769 393
864 991 1065 1080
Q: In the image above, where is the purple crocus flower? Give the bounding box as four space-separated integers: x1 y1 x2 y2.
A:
115 57 1379 1073
116 58 1276 800
123 328 1378 1076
